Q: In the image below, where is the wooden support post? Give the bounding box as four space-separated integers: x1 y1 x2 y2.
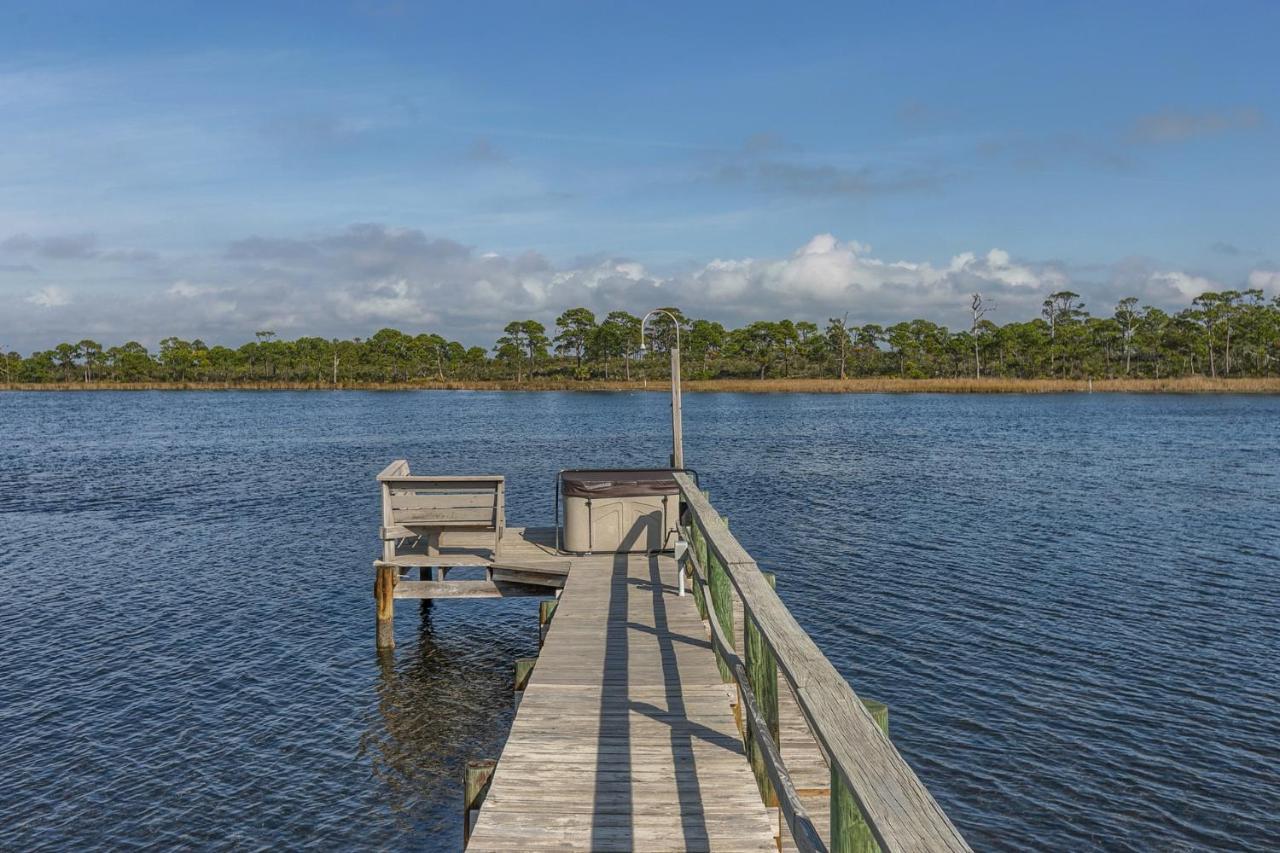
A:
514 658 536 692
690 522 708 620
745 572 779 807
539 599 557 645
707 538 734 684
415 566 434 613
539 599 558 624
463 758 497 848
375 562 396 650
831 699 891 853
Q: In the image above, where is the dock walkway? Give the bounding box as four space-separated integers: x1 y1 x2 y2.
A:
373 467 970 852
466 548 777 852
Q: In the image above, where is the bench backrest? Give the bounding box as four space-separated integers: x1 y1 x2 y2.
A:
377 460 505 541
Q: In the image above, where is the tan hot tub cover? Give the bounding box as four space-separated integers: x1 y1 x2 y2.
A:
560 469 680 499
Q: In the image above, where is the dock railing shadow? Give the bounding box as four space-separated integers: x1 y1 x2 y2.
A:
589 523 719 850
591 540 636 852
640 550 711 848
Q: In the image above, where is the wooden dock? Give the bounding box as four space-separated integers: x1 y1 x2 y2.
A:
373 463 971 852
467 549 777 851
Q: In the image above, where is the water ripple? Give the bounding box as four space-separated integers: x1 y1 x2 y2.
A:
1 391 1278 850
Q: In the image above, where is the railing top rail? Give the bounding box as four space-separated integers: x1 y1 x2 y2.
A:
673 472 971 853
377 459 410 480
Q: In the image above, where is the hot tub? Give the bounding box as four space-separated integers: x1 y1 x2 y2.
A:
560 469 680 554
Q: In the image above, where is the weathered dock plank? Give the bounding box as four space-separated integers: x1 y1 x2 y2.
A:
466 551 777 852
778 677 833 851
392 579 551 599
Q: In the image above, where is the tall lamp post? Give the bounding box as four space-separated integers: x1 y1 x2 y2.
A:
639 309 683 469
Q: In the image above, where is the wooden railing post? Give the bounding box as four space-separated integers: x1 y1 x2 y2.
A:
745 572 779 806
831 700 890 853
514 658 537 692
539 599 557 645
375 562 396 650
689 520 709 620
707 528 735 683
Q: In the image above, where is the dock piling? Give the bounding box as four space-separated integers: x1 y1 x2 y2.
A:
374 562 396 650
462 758 497 848
514 658 536 691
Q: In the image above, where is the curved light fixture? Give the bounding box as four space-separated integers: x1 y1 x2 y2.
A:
639 309 684 469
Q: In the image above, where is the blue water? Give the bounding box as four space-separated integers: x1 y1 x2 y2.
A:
1 391 1277 851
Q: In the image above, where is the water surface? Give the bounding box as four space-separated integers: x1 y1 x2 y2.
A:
1 391 1277 850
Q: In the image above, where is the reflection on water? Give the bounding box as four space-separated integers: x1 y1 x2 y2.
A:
1 390 1278 851
362 606 535 841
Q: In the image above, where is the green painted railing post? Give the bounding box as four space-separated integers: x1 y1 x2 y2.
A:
539 599 557 624
538 599 557 645
744 571 779 806
514 658 536 692
691 522 708 620
831 699 890 853
707 516 734 683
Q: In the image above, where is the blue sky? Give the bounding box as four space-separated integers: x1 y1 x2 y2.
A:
2 1 1277 349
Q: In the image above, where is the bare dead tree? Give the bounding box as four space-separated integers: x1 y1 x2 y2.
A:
970 293 992 378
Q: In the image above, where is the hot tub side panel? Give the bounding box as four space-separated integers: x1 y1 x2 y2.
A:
562 493 677 553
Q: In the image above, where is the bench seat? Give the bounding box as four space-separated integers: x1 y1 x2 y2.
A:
377 460 505 565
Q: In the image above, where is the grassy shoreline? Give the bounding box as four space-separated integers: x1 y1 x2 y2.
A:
4 376 1280 394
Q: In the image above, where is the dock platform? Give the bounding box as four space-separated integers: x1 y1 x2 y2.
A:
373 464 970 852
467 549 777 851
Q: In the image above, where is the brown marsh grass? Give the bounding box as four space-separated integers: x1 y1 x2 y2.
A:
5 376 1280 393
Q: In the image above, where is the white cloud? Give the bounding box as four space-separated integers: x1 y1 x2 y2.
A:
25 285 71 307
331 277 435 324
1248 270 1280 291
167 280 208 298
163 280 240 326
1147 271 1220 300
2 224 1276 350
684 234 1065 318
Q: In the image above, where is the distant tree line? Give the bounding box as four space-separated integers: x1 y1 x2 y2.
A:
4 289 1279 384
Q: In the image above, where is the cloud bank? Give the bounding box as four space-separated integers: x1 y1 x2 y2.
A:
2 224 1275 351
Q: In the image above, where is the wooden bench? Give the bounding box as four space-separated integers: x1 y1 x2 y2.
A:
377 460 505 568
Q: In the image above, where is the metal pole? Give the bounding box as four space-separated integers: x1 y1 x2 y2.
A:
640 309 685 471
670 344 683 469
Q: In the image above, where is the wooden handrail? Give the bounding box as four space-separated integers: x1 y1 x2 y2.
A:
377 459 410 480
685 534 826 853
674 472 971 853
380 474 506 484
